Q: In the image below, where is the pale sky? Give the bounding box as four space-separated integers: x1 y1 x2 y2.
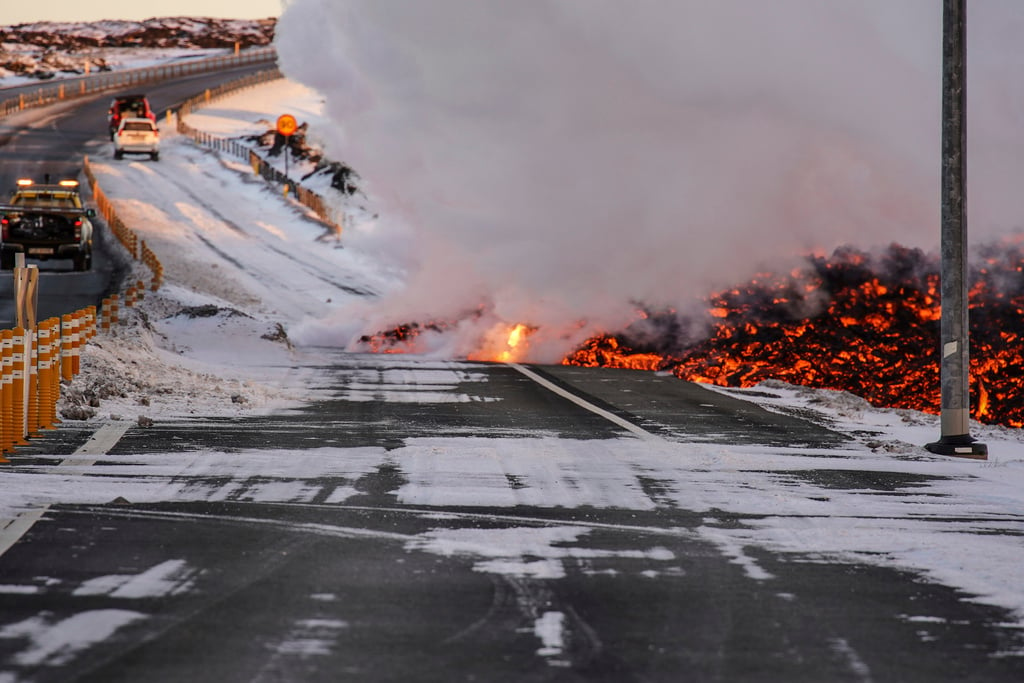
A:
1 0 284 24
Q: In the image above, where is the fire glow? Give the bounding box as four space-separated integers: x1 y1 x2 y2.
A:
468 323 534 363
356 240 1024 428
565 240 1024 428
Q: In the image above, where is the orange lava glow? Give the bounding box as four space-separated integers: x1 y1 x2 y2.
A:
467 322 535 363
564 241 1024 428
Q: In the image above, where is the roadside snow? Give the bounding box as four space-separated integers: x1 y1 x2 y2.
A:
0 46 228 89
62 78 398 422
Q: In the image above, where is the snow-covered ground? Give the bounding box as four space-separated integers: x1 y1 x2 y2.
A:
63 78 394 422
0 46 228 88
6 76 1024 645
0 17 274 88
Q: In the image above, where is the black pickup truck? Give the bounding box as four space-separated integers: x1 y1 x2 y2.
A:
0 179 95 271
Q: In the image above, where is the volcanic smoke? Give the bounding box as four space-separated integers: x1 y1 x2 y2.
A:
275 2 1024 424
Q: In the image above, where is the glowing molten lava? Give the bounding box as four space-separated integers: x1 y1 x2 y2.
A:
565 241 1024 428
468 322 535 363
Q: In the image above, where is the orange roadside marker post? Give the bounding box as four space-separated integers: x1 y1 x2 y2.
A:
28 325 40 437
61 315 73 382
1 329 13 453
70 312 82 376
38 318 59 430
10 328 29 447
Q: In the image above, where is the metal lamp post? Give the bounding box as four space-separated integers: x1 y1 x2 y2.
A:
925 0 987 458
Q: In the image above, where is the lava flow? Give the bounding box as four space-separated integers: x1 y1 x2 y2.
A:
565 240 1024 428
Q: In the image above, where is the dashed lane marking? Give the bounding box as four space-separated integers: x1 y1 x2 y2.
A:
507 363 663 442
0 421 133 559
0 507 47 558
58 420 133 467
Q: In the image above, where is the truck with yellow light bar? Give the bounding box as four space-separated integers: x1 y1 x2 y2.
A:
0 178 95 271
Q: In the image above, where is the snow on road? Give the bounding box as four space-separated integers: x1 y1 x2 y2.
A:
2 77 1024 654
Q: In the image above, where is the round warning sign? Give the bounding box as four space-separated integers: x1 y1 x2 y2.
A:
276 114 298 136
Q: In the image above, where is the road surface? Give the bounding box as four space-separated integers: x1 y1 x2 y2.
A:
0 356 1022 682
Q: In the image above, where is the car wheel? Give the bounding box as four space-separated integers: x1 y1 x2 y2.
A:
151 152 159 161
0 252 15 270
73 252 91 272
114 150 124 160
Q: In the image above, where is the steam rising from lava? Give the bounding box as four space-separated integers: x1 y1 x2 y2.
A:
276 1 1024 361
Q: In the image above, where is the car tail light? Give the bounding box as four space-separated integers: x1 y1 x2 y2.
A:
1 217 8 240
74 220 82 240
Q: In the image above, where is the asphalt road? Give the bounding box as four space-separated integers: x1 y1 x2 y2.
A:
0 61 275 325
1 355 1022 682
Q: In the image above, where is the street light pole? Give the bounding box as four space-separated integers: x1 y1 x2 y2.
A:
926 0 987 458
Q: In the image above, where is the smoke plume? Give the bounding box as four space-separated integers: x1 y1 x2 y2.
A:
275 0 1024 361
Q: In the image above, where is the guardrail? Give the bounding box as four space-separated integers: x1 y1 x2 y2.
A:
0 47 277 120
82 156 164 290
173 70 343 236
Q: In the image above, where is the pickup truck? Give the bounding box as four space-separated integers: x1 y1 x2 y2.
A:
0 179 95 271
108 94 156 140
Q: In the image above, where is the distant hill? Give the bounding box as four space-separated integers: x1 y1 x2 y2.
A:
0 17 276 81
1 17 275 49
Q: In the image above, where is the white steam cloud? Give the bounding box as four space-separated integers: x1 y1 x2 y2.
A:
275 0 1024 361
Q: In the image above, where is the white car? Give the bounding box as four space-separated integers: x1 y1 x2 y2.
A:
114 117 160 160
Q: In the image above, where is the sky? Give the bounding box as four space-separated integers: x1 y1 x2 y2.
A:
1 58 1023 669
0 0 283 24
275 0 1024 363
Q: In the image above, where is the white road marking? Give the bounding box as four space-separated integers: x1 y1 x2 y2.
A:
507 363 663 442
0 507 49 558
0 421 133 559
59 421 133 466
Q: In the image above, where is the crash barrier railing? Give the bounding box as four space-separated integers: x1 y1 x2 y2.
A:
81 155 164 292
173 68 344 237
0 47 278 120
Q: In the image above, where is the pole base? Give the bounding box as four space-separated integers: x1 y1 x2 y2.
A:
925 434 988 460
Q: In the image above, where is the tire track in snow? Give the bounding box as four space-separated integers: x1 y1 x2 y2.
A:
161 151 377 297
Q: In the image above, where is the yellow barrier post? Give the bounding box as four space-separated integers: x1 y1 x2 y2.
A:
28 325 40 436
10 328 28 447
36 319 55 431
101 298 111 331
70 311 82 375
110 295 120 325
1 330 13 453
84 306 96 341
60 314 73 382
48 319 61 427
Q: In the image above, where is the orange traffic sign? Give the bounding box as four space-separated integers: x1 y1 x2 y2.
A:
276 114 298 136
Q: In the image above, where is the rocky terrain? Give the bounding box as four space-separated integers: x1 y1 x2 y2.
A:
0 17 276 81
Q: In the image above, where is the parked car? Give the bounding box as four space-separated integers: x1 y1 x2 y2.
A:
108 94 155 140
114 117 160 160
0 178 95 271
